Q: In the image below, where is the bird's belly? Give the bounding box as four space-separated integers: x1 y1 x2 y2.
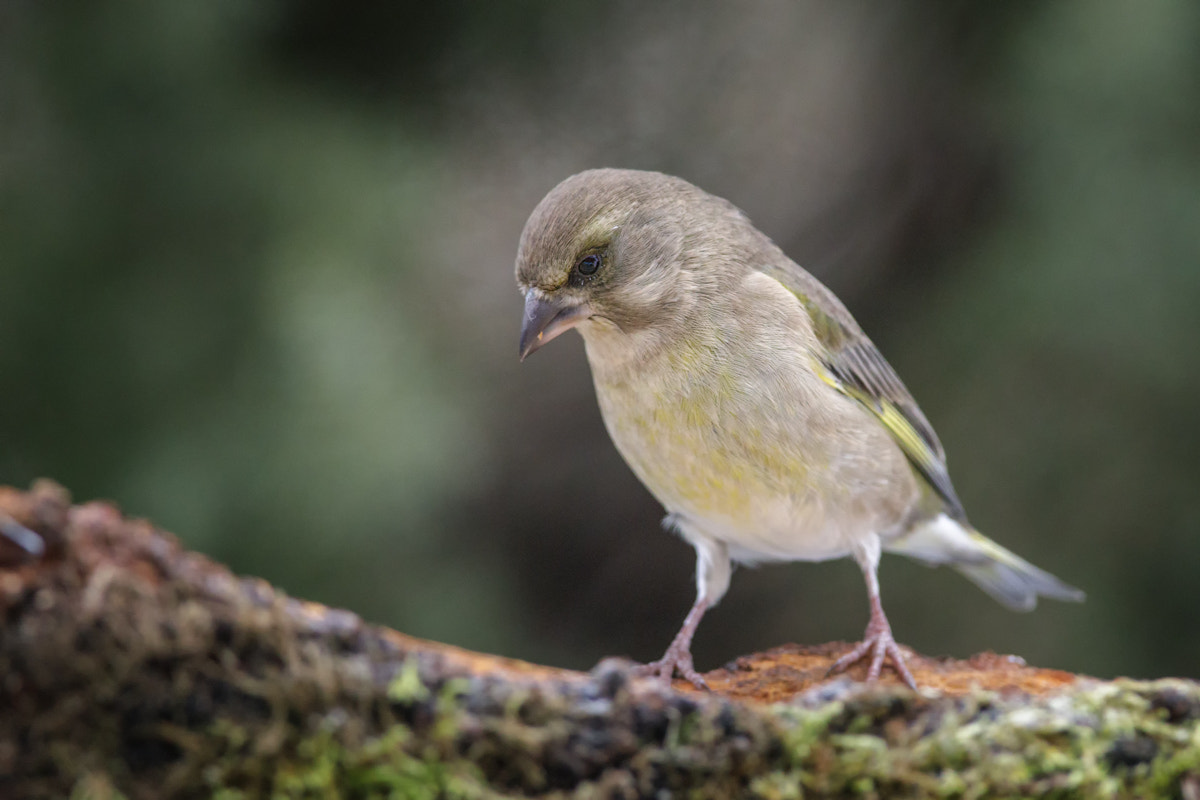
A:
594 367 915 564
675 498 861 565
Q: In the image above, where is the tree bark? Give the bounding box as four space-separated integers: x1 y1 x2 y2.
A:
1 481 1197 799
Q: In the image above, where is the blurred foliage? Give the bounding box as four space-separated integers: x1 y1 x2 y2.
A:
2 1 1197 680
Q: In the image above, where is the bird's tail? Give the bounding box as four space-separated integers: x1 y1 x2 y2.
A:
885 514 1085 612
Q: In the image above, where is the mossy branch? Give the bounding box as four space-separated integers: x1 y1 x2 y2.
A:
1 481 1197 799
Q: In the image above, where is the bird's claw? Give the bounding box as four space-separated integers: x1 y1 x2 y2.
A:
827 628 918 690
632 646 709 690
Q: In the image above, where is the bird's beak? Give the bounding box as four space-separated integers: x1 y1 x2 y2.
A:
518 291 591 361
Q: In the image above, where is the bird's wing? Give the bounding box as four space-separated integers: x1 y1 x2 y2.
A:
760 261 966 518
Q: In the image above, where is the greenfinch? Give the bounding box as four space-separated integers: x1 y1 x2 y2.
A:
515 169 1082 689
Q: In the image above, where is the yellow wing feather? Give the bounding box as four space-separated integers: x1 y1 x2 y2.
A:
772 273 965 518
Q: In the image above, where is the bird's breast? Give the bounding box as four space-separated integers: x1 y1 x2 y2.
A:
589 339 871 560
582 307 923 560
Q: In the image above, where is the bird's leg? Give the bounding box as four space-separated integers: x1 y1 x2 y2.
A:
632 533 726 689
632 596 710 689
827 557 918 690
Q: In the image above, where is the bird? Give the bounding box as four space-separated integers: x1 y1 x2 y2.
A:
514 168 1083 689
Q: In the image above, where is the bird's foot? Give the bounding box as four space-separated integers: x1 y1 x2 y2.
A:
632 643 709 690
827 622 918 690
632 596 711 689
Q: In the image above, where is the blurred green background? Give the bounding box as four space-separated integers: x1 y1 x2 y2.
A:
2 1 1198 681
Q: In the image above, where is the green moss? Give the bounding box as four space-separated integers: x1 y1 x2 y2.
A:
753 680 1200 799
41 630 1200 799
775 698 843 765
197 718 493 800
386 659 431 705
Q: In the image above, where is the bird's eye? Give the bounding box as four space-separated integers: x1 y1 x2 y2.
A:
576 253 601 275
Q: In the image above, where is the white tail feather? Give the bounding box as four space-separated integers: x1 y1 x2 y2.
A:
885 514 1085 611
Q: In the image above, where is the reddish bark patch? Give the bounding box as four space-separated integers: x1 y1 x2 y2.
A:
686 642 1081 703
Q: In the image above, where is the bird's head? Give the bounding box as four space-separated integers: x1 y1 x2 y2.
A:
514 168 747 360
